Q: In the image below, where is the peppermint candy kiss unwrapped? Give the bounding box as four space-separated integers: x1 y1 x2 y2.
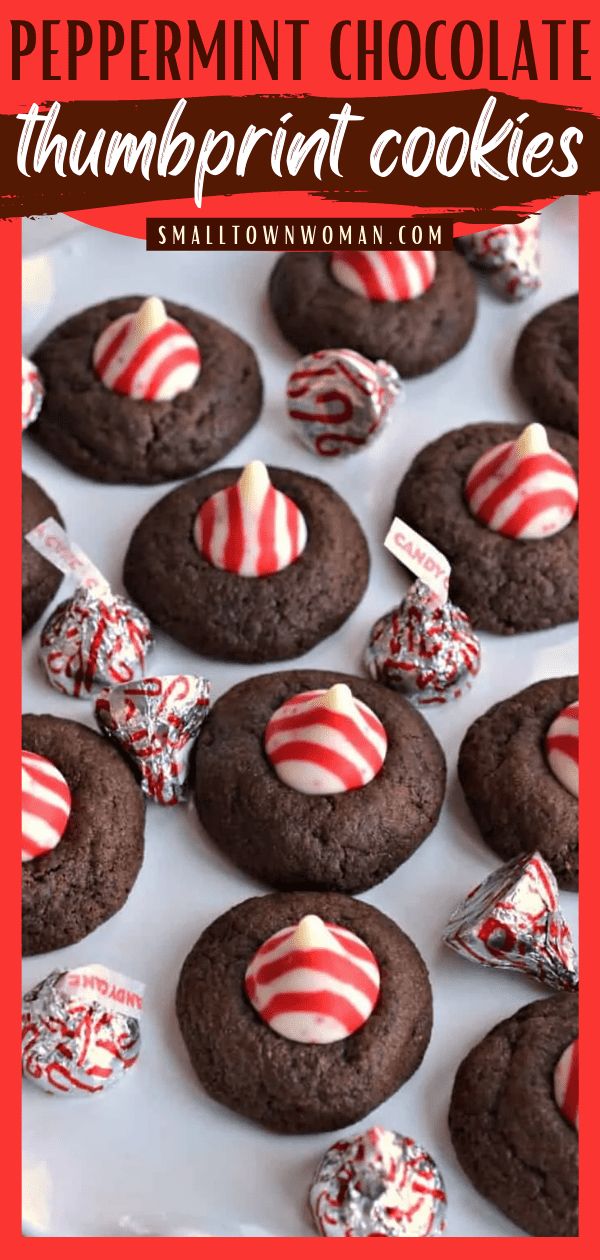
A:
244 914 380 1044
93 296 201 401
330 251 436 302
264 684 387 794
554 1039 579 1130
22 968 142 1096
194 461 307 577
95 674 211 805
22 750 71 862
546 701 579 798
443 852 578 991
40 587 153 698
22 355 44 430
309 1127 447 1237
457 216 541 300
365 580 481 705
465 422 578 539
286 348 403 456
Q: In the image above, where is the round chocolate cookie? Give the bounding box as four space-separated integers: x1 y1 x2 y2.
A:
394 422 578 633
22 473 64 635
194 669 446 892
124 469 370 663
269 251 477 377
176 891 433 1133
513 296 578 436
30 297 263 484
449 992 578 1236
458 676 578 890
22 714 145 955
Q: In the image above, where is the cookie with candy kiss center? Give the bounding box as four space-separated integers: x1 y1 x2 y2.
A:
244 913 380 1044
465 422 578 540
21 750 71 862
92 295 201 401
264 683 388 794
194 460 308 578
546 700 579 798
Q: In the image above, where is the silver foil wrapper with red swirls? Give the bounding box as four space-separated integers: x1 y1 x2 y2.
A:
309 1127 447 1237
39 586 153 698
95 674 211 805
286 348 403 456
443 851 578 990
365 579 481 704
22 971 141 1096
457 218 541 300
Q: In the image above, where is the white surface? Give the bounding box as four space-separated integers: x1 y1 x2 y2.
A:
22 201 579 1238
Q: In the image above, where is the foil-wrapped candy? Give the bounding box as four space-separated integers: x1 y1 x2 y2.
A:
457 217 541 300
286 348 403 456
22 355 44 431
95 674 210 805
443 852 578 990
309 1127 447 1237
40 586 153 698
365 579 481 704
22 968 142 1096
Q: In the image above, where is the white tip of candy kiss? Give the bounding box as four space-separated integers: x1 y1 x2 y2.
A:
135 296 168 337
292 914 334 951
312 683 356 715
238 460 271 509
514 422 550 459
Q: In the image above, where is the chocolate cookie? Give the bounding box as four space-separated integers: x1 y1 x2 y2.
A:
124 469 370 663
458 677 578 890
269 251 477 377
514 296 578 435
449 992 578 1236
176 891 433 1133
22 473 64 635
395 422 578 633
22 714 145 955
194 669 446 892
30 297 263 484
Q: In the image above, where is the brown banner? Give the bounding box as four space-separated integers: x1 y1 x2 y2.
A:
2 89 599 218
145 216 454 250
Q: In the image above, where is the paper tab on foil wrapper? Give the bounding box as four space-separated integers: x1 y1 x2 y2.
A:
25 517 109 594
58 965 145 1018
384 517 450 606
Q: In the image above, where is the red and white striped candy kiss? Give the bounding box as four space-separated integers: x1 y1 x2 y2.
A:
330 251 436 302
264 684 387 794
93 297 201 400
554 1038 579 1130
244 914 380 1044
22 750 71 863
22 355 44 430
546 701 579 798
465 423 578 539
194 460 308 577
